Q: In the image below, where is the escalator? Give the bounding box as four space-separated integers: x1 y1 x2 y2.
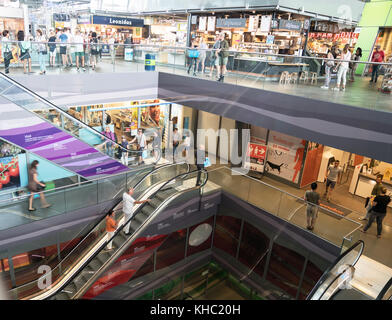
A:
376 277 392 300
6 162 191 299
0 72 159 178
306 240 371 300
46 168 207 300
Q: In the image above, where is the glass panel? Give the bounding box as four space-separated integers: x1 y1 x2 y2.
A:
0 257 13 290
155 229 186 271
153 278 182 300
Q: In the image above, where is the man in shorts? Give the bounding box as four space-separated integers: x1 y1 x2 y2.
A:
73 29 86 71
217 32 229 82
304 182 320 230
65 28 73 67
324 160 342 202
58 29 69 67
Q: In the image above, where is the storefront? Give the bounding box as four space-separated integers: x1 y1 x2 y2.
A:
306 20 359 57
0 3 25 40
76 15 145 57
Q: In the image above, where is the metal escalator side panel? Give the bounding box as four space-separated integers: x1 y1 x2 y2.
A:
69 171 204 299
376 277 392 300
306 240 364 300
0 74 131 178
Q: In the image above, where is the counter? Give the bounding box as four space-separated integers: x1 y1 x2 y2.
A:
354 172 392 208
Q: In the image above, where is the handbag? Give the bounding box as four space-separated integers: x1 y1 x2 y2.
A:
188 49 200 59
36 183 45 191
203 157 211 168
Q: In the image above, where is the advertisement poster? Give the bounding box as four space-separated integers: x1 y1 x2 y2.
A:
139 99 165 129
244 142 267 173
198 16 207 31
259 15 272 32
0 156 20 191
266 131 306 184
207 16 216 32
247 15 259 32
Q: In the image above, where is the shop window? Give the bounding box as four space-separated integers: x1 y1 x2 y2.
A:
238 222 269 278
266 242 306 298
155 229 186 271
0 139 24 193
186 217 214 257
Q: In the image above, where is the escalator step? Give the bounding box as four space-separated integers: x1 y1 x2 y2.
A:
55 292 71 300
74 275 88 291
135 212 148 224
64 283 76 295
113 236 125 248
129 219 142 232
89 258 102 271
141 205 155 216
156 188 176 201
97 252 111 264
149 198 161 208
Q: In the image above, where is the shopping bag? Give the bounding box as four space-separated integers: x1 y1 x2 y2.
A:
142 150 148 159
188 49 200 58
204 157 211 168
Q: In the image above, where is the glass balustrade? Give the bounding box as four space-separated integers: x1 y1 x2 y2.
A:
1 41 391 112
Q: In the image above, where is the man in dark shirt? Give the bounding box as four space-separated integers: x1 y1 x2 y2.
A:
360 174 384 221
194 144 206 186
361 187 390 238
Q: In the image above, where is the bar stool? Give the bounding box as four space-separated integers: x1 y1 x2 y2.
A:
290 72 298 84
279 71 289 84
310 72 318 84
299 71 309 83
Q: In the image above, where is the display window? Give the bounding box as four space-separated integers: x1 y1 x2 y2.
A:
0 140 23 192
307 32 359 56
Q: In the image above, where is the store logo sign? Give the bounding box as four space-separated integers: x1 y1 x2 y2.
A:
92 15 144 27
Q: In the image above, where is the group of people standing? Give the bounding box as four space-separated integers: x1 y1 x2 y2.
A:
1 27 105 74
187 32 230 82
304 160 390 239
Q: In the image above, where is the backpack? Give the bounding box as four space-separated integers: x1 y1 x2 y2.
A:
91 39 98 51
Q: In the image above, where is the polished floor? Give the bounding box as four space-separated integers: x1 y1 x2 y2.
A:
5 57 392 113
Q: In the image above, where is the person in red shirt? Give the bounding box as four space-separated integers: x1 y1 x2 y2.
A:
105 209 117 251
370 45 385 83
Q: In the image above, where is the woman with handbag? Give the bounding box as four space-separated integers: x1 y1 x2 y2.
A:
1 30 13 74
36 29 47 75
187 38 199 76
321 45 336 90
28 160 51 211
17 30 32 74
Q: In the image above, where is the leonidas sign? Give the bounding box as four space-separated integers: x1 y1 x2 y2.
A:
92 15 144 27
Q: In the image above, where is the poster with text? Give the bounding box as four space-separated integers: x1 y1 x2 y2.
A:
207 16 216 32
199 16 207 31
244 142 266 173
266 131 306 184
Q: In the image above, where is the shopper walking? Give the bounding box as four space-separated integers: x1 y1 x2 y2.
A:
122 187 151 235
101 126 116 157
207 36 220 79
172 127 181 160
48 30 57 67
360 174 384 221
187 38 199 76
65 28 73 67
73 29 86 71
324 160 342 202
195 144 206 186
152 129 161 161
35 29 47 75
217 33 229 82
334 44 351 92
369 45 385 83
59 29 69 68
105 209 117 251
119 136 129 166
349 47 362 82
27 160 51 211
304 183 320 231
1 30 13 74
361 187 390 238
321 45 336 90
130 128 146 164
17 30 32 74
90 32 99 70
198 37 208 75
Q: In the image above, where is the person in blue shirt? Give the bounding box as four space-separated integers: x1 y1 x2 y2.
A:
58 29 69 67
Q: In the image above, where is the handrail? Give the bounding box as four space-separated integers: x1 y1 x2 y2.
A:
306 240 364 300
0 72 148 156
208 166 362 227
50 168 206 299
3 40 392 67
7 162 187 298
376 277 392 300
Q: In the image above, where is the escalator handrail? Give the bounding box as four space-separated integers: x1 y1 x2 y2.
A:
376 277 392 300
65 169 207 299
8 162 186 299
306 240 364 300
318 269 353 300
0 72 148 155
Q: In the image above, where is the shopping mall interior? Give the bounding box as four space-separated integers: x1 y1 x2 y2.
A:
0 0 392 303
